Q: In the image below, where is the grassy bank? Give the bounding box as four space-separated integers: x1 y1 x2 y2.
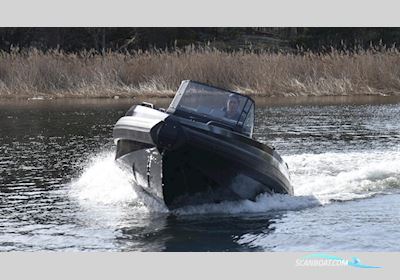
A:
1 47 400 98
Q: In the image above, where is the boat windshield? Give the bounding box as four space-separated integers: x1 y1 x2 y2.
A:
167 80 255 137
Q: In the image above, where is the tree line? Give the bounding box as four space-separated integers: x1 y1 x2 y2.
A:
1 27 400 53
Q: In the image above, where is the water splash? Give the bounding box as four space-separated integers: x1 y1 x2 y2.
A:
286 150 400 203
68 151 168 213
68 149 400 215
173 193 320 215
69 151 138 204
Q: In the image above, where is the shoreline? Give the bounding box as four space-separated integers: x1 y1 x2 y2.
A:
2 93 400 110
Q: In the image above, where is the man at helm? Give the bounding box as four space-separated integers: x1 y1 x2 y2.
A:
224 94 241 120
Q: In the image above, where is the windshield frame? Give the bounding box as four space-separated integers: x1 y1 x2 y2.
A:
167 80 255 137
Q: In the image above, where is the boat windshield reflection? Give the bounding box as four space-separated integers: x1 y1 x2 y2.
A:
168 80 255 137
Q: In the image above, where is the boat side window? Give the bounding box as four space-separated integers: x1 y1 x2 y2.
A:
242 104 255 137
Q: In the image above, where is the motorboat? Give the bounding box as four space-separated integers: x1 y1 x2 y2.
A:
113 80 293 209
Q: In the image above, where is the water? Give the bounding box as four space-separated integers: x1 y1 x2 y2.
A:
1 96 400 251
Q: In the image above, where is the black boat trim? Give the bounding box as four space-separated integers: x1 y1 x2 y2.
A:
168 115 286 165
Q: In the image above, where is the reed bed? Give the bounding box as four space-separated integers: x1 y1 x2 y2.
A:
1 47 400 98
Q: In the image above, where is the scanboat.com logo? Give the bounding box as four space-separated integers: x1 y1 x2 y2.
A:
296 254 382 269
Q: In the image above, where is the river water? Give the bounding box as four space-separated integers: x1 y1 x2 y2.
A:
1 96 399 251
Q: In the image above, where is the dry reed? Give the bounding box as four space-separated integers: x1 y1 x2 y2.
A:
1 47 400 98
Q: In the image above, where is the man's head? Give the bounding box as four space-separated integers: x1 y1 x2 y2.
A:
226 94 240 118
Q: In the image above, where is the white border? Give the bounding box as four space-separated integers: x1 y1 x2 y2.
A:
1 0 399 26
